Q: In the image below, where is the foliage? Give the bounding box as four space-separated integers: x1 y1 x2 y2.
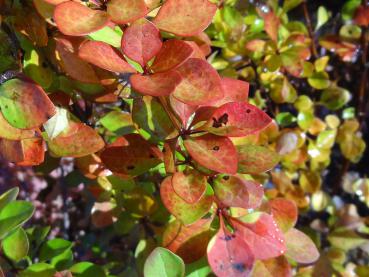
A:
0 0 368 276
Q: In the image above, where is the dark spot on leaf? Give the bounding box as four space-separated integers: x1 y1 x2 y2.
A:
232 263 246 272
127 165 135 170
162 148 166 153
223 235 233 241
246 109 251 113
222 175 229 180
213 146 220 151
149 154 155 158
212 113 228 128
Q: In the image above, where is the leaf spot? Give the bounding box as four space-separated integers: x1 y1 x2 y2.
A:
212 113 228 128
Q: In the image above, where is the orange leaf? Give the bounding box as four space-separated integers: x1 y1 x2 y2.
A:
172 170 207 204
107 0 148 24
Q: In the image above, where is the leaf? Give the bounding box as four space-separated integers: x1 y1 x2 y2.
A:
328 228 368 251
150 39 194 73
132 96 178 141
207 219 255 277
99 111 135 136
160 177 213 225
214 175 263 209
308 71 330 89
144 247 185 277
54 2 109 36
153 0 217 37
230 213 286 260
55 36 100 84
2 227 29 262
172 170 207 204
100 134 162 176
268 198 298 233
107 0 148 24
0 78 55 129
204 102 272 137
250 256 292 277
46 120 105 158
0 187 19 211
0 112 36 140
88 26 123 48
237 144 280 174
260 9 280 41
163 218 213 263
43 107 69 140
39 238 72 261
18 263 56 277
0 201 35 239
169 95 197 127
184 134 238 174
173 58 223 105
130 71 182 97
316 6 330 31
78 40 136 73
320 86 351 110
283 0 303 13
69 262 105 277
284 228 320 264
0 137 45 166
211 77 249 107
23 48 53 89
121 18 162 67
354 5 369 26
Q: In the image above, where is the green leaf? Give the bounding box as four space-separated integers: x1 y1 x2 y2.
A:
100 111 135 136
320 87 351 110
276 112 296 127
186 257 212 277
2 227 29 262
283 0 303 13
70 262 106 277
342 0 361 21
144 247 185 277
308 71 330 89
39 238 73 261
315 6 330 31
0 187 19 211
0 201 34 239
88 26 123 48
19 263 56 277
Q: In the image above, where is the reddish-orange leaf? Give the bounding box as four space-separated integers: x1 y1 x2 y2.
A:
121 18 162 67
0 78 56 129
75 154 109 179
246 39 266 52
214 175 263 209
107 0 148 24
250 256 292 277
47 121 105 158
153 0 217 37
169 95 197 127
285 228 320 264
207 218 255 277
268 198 297 233
163 140 176 174
160 176 213 225
259 9 280 41
230 213 286 260
172 170 207 204
173 58 224 105
163 217 213 263
0 137 44 166
55 37 100 83
54 2 109 36
43 0 67 5
0 113 37 140
150 39 194 73
354 5 369 26
101 134 162 176
184 134 238 174
78 40 136 73
237 144 280 174
204 102 272 137
130 71 182 96
211 78 249 107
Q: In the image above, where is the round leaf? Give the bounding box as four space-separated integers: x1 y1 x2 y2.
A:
144 247 185 277
107 0 148 24
172 170 207 204
2 228 29 262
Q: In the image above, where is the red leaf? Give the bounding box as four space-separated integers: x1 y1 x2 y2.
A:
107 0 148 24
173 58 224 105
237 144 280 174
184 134 238 174
284 228 320 264
153 0 217 37
163 217 213 263
78 40 136 73
172 170 207 204
211 78 250 107
259 9 280 41
163 140 176 174
130 71 182 97
354 5 369 26
160 176 213 225
214 175 263 209
54 2 109 36
55 36 100 83
0 137 44 166
207 218 255 277
100 134 162 176
47 121 105 158
268 198 298 233
230 213 286 260
204 102 272 137
169 95 197 127
121 18 162 67
150 39 194 73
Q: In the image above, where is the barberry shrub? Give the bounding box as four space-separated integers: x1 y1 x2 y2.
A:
2 0 369 276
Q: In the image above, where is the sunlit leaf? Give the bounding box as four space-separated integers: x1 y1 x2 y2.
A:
153 0 217 37
250 256 292 277
54 2 109 36
172 170 207 204
99 111 135 136
169 95 197 127
107 0 148 24
78 40 136 73
268 198 297 232
144 247 185 277
259 9 280 41
211 77 249 107
0 112 37 140
2 227 29 262
184 134 238 174
43 107 69 140
121 18 162 67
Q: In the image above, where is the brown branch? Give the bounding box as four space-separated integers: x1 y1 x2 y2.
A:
302 1 318 58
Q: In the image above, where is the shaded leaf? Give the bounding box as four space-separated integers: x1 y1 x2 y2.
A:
99 111 135 136
0 187 19 211
39 238 72 261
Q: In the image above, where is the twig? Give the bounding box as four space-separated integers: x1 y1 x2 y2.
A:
302 1 318 58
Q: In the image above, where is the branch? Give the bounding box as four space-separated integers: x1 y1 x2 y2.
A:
302 1 318 58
